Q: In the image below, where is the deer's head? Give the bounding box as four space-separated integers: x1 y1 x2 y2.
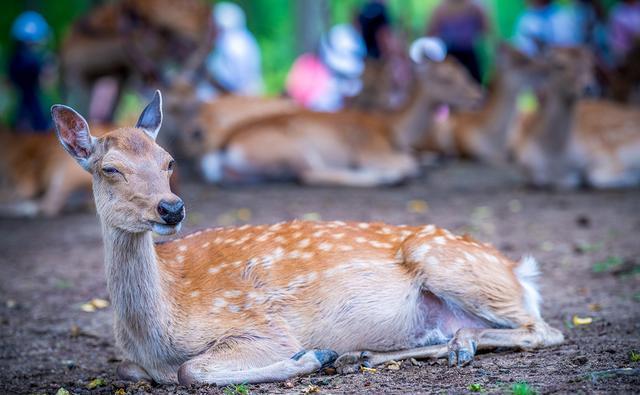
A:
410 37 483 109
52 91 185 235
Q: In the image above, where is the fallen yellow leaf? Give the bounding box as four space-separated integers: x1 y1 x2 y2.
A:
91 298 110 309
302 384 320 393
407 200 429 214
360 366 377 373
80 303 96 313
236 208 252 222
572 315 593 326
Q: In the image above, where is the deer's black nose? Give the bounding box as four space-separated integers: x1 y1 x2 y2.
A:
157 199 185 225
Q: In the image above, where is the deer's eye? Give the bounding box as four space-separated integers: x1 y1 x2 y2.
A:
102 166 121 175
167 160 176 171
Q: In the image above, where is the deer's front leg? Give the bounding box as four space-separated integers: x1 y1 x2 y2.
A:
178 347 337 386
116 360 152 382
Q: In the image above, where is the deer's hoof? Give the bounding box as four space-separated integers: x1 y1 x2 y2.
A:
116 361 152 382
447 331 478 367
334 351 372 374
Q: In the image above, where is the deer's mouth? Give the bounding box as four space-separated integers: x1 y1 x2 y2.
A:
150 221 182 236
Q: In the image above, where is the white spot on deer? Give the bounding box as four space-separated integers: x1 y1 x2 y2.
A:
420 225 436 234
427 256 439 266
223 238 236 244
287 272 318 289
232 260 243 267
288 250 302 259
332 233 345 240
301 251 314 259
463 251 477 262
227 304 241 313
400 230 413 238
319 242 333 251
208 266 221 275
214 237 224 244
272 246 285 260
358 223 370 229
409 244 431 261
484 253 499 263
433 236 447 245
274 236 286 243
339 245 354 252
313 230 327 238
292 231 303 239
238 224 250 230
202 242 210 248
178 245 188 252
256 233 272 242
269 222 284 231
223 290 243 298
213 298 227 308
176 255 185 263
333 221 346 226
190 291 200 298
370 240 393 249
355 237 367 243
380 227 392 234
298 238 311 248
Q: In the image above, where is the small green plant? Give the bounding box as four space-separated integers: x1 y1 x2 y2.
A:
468 383 483 392
592 256 623 273
223 383 250 395
511 381 536 395
630 351 640 362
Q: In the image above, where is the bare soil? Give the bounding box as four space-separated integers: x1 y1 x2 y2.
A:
1 162 639 394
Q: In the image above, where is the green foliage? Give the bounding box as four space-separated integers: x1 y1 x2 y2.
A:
630 351 640 362
511 382 536 395
468 383 484 392
223 383 250 395
592 256 623 273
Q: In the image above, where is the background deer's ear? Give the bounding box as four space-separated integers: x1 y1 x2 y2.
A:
410 37 447 64
51 105 95 171
136 90 163 141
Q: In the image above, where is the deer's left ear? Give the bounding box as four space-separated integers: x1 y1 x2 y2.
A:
136 90 163 140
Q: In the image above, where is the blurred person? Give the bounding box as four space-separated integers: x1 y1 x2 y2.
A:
204 2 263 97
357 0 392 60
513 0 595 55
427 0 489 82
286 24 366 111
8 11 53 132
608 0 640 64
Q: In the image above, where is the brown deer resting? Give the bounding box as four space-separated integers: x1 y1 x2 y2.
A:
0 125 111 216
51 91 564 386
196 41 483 187
511 47 640 189
420 45 545 162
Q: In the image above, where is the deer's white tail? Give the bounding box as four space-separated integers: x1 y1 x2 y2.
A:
515 255 542 320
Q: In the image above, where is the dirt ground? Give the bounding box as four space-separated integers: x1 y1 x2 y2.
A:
1 161 639 394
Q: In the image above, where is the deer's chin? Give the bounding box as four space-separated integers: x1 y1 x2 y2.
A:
151 221 182 236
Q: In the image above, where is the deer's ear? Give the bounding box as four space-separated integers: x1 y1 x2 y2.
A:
136 90 163 141
410 37 447 64
51 105 95 171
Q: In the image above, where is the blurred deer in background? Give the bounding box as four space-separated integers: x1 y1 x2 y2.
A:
0 125 112 217
61 0 212 121
511 47 640 189
197 38 483 186
420 44 545 162
51 90 563 385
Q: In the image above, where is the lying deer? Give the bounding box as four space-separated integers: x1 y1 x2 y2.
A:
420 44 545 162
197 38 483 186
51 90 563 385
0 125 111 216
511 47 640 189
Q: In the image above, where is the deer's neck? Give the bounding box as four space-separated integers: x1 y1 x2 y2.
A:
530 92 577 154
390 83 439 151
478 80 520 144
102 224 182 373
